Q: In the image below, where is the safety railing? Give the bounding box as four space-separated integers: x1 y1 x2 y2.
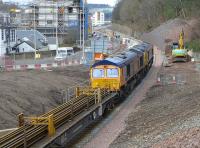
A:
0 87 115 148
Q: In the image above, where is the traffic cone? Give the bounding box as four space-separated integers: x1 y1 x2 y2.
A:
157 76 161 84
172 76 176 84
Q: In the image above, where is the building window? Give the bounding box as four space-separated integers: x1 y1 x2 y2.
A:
10 30 12 41
10 30 15 42
68 7 73 13
47 20 53 24
13 30 15 41
1 29 4 40
126 64 130 77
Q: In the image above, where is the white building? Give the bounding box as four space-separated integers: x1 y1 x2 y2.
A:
0 26 16 56
14 40 36 53
91 11 105 26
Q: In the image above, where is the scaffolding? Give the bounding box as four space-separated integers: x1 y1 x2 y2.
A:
16 0 82 40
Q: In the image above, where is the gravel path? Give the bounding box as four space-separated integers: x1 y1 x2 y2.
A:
110 61 200 148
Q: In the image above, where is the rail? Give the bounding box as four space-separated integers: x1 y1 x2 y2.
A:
0 88 114 148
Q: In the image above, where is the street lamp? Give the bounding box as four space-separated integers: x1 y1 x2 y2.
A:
56 1 58 51
79 10 82 49
82 0 85 63
34 3 36 60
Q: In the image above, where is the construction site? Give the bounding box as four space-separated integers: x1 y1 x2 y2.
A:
0 0 200 147
11 0 85 40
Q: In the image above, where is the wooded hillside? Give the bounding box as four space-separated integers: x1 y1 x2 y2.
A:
112 0 200 32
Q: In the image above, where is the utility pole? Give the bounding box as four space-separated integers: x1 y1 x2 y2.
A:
93 38 96 62
56 1 58 51
34 3 37 61
82 0 85 63
79 9 82 49
5 17 11 55
0 30 1 57
103 37 105 54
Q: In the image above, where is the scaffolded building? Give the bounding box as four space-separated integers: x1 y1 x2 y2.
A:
19 0 88 43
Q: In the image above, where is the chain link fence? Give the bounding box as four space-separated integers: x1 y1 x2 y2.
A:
157 73 186 85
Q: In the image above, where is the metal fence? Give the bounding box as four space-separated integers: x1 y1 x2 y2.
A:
63 80 90 103
157 73 186 85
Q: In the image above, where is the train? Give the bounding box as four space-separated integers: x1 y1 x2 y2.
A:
90 42 154 96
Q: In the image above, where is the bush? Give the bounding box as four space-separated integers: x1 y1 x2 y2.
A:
185 39 200 52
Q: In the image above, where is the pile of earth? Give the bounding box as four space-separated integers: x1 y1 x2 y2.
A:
141 18 200 50
0 65 89 130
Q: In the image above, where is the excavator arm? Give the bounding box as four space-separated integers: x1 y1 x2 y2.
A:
178 29 184 49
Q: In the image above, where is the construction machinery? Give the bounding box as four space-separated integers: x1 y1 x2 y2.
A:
172 29 189 62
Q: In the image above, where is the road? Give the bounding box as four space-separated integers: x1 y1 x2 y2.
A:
13 51 82 65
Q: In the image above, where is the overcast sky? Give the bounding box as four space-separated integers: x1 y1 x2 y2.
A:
3 0 117 6
87 0 117 6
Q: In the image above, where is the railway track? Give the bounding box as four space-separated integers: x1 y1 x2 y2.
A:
0 88 113 148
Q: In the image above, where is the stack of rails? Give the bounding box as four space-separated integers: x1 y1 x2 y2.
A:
0 89 111 148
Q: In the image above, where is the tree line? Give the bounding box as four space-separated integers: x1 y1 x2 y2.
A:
112 0 200 32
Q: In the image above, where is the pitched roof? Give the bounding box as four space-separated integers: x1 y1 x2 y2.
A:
16 30 47 49
14 40 40 50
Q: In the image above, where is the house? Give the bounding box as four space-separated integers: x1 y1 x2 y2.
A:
16 30 48 48
13 39 41 53
15 29 49 53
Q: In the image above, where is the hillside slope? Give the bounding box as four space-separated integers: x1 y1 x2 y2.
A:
141 18 200 50
113 0 200 33
0 66 89 130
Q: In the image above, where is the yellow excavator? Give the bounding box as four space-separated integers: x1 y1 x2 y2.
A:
172 29 189 62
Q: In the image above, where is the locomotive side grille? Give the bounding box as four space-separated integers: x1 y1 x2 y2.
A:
91 79 120 91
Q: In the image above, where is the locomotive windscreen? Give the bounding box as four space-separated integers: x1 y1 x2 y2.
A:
92 69 105 78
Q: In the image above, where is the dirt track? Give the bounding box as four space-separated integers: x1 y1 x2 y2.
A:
109 18 200 148
110 62 200 148
0 65 89 130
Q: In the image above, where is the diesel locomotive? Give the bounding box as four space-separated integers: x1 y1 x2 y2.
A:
90 42 154 96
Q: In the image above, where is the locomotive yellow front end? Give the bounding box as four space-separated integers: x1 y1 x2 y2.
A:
90 65 121 91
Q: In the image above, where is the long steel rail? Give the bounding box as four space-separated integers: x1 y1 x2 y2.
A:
0 88 113 148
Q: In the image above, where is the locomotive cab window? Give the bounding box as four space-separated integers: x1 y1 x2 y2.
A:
92 69 104 78
140 56 143 67
107 68 119 78
126 64 130 77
